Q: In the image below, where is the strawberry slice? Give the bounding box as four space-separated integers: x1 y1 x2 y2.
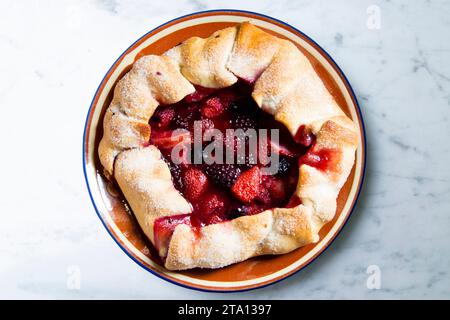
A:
153 214 191 255
201 96 226 118
231 166 261 203
182 168 209 201
150 129 191 149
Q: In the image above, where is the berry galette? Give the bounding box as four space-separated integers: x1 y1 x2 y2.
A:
98 22 359 270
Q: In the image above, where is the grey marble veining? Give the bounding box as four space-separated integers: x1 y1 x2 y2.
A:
0 0 449 299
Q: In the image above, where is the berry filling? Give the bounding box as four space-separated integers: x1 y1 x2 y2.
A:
149 81 330 253
299 147 337 171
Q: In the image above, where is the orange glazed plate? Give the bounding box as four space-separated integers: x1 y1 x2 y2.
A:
83 10 366 292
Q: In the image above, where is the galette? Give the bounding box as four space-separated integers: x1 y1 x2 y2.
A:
98 22 359 270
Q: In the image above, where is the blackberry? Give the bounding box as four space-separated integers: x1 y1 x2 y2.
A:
173 106 199 130
229 101 241 112
227 204 248 219
236 153 257 169
231 114 257 131
276 157 291 175
173 113 191 130
203 164 242 188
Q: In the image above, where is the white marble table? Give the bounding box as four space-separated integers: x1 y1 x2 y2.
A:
0 0 449 299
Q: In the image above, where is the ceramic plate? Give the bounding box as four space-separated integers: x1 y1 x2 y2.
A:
83 10 366 292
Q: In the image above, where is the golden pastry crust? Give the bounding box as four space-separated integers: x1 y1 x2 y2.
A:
98 22 360 270
165 27 238 88
114 147 192 249
227 22 282 82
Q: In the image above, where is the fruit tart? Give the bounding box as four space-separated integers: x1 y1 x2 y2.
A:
98 22 359 270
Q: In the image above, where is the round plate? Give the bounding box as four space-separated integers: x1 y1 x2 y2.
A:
83 10 366 292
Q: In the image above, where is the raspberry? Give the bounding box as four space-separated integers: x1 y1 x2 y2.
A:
201 97 225 118
182 168 209 201
267 177 286 203
255 176 287 206
203 164 241 188
153 107 175 129
194 192 227 225
231 166 261 203
255 187 271 205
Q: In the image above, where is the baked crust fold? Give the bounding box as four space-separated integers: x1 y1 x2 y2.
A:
114 147 192 245
165 27 238 88
99 55 195 176
98 22 360 270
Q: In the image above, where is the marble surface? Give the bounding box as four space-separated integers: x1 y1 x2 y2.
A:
0 0 449 299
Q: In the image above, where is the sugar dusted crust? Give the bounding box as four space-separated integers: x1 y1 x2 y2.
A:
114 146 192 246
98 22 359 270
